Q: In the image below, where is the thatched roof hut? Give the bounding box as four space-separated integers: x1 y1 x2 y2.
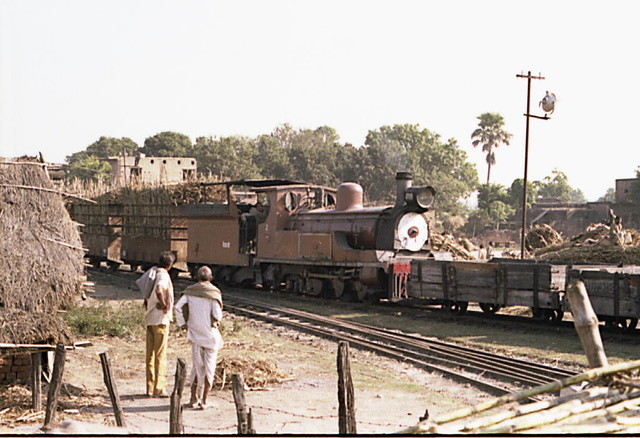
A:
0 161 84 345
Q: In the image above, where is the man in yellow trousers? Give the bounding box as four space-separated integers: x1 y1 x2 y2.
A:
144 251 175 397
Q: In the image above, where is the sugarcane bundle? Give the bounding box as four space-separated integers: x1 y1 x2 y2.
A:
430 233 475 260
526 223 564 251
538 245 640 265
403 360 640 434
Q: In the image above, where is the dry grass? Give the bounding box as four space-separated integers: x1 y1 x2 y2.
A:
0 161 84 344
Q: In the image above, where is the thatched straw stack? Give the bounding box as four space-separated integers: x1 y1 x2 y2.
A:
0 161 83 344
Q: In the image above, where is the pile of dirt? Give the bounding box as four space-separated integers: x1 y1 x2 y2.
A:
0 161 84 344
430 234 475 260
215 357 288 390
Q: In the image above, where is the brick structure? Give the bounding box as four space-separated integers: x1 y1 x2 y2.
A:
0 353 32 384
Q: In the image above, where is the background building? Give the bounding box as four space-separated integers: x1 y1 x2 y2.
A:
106 155 197 186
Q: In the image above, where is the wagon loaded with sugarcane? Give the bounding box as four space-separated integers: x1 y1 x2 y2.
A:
68 182 227 276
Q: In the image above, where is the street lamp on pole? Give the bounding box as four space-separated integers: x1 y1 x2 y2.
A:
516 71 552 259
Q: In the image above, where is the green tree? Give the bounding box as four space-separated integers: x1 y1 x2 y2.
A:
487 200 514 230
477 183 510 211
363 124 479 214
507 178 540 211
192 136 260 180
471 113 512 184
65 152 113 182
254 135 293 180
538 169 586 203
141 131 193 157
597 188 616 203
461 209 491 238
65 136 139 181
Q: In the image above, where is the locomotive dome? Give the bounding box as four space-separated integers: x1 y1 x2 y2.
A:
335 182 363 211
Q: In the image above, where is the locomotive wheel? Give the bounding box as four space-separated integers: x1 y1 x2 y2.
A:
442 300 468 315
331 279 345 299
479 303 502 314
320 279 343 299
304 278 324 296
107 261 121 272
353 281 368 302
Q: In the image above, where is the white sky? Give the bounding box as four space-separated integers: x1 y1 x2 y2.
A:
1 0 638 201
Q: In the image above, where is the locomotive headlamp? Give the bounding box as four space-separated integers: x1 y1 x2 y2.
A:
404 186 436 209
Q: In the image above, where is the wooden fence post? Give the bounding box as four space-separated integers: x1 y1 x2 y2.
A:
99 352 127 427
43 343 66 430
566 280 609 368
337 341 356 435
169 358 187 435
31 351 42 411
232 373 255 434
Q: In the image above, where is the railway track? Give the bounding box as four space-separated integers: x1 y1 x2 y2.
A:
224 292 578 398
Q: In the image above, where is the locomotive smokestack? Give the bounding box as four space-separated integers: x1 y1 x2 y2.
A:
395 172 413 208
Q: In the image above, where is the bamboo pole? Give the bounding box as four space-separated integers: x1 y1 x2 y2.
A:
99 352 127 428
0 183 97 203
31 352 42 411
566 280 608 368
337 341 357 435
0 341 92 350
169 358 186 435
43 343 66 430
232 374 255 434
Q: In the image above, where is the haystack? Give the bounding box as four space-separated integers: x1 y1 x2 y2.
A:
0 161 83 344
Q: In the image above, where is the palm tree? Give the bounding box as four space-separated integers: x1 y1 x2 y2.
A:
471 113 512 184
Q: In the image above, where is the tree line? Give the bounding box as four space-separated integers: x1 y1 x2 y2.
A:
65 117 593 233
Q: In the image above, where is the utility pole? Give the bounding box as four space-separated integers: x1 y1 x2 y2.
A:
516 71 549 259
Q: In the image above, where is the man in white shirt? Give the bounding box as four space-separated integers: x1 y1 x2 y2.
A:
175 266 223 409
144 251 175 398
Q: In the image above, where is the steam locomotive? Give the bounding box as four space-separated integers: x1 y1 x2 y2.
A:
185 172 436 301
76 172 437 302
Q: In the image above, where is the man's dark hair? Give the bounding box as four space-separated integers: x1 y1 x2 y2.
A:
158 251 176 269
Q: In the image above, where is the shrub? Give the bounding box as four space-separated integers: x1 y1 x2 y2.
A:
64 302 144 338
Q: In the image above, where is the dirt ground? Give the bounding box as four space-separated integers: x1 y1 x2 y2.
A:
1 274 492 435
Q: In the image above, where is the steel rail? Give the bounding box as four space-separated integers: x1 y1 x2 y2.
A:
225 300 514 396
224 294 578 397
